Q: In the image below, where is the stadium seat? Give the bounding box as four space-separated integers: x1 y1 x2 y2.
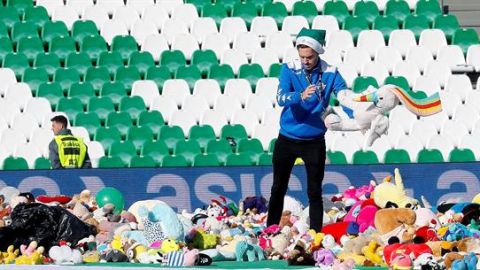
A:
384 148 411 164
82 6 110 28
37 82 64 110
403 14 430 41
22 67 49 95
231 2 257 29
388 29 417 57
282 16 309 41
160 50 186 76
389 105 418 133
175 66 202 90
150 96 178 123
85 66 111 93
141 34 169 62
330 135 360 163
424 60 451 88
191 50 218 78
2 156 29 170
98 82 125 108
426 134 455 159
115 66 141 92
418 29 447 57
415 0 441 25
112 6 139 32
98 51 123 78
352 150 379 164
452 28 480 54
323 0 349 26
385 0 410 26
466 45 480 72
159 125 185 152
262 2 288 28
353 1 379 26
459 134 480 160
372 15 398 42
119 96 146 121
361 62 389 85
162 18 189 45
161 79 191 108
41 21 68 47
449 148 476 162
413 76 440 97
393 61 421 87
292 1 318 24
342 16 369 43
174 140 202 166
88 97 115 123
3 53 30 80
172 33 199 61
129 156 157 168
250 16 277 43
357 30 385 58
438 45 472 72
433 14 459 42
384 75 410 91
24 97 52 126
80 35 108 64
94 127 121 153
74 112 101 139
98 156 125 168
142 140 169 165
188 125 216 152
106 111 133 139
208 64 235 91
373 47 402 74
0 37 13 64
225 152 253 166
33 53 59 80
201 3 228 27
56 97 84 121
441 120 469 146
0 6 20 31
200 109 229 137
127 126 154 152
343 47 371 74
68 82 96 107
326 30 354 56
312 15 340 40
191 17 218 45
54 68 82 94
352 76 379 93
326 150 348 164
169 110 197 135
64 52 91 78
33 156 52 169
142 4 169 30
161 155 189 167
193 153 221 166
417 148 444 163
465 90 480 113
109 141 137 167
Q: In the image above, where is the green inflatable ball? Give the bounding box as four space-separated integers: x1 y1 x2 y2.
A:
95 187 125 214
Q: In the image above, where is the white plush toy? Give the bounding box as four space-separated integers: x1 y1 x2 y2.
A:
324 85 442 146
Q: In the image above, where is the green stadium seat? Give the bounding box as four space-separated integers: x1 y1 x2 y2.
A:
403 14 430 40
452 28 480 54
352 150 379 164
221 124 248 144
189 125 216 152
85 66 111 92
353 1 379 26
159 125 185 152
262 2 287 28
449 148 476 162
11 21 38 45
98 156 125 168
191 49 218 77
201 3 228 27
384 76 410 91
17 36 44 64
34 157 51 169
111 35 138 64
0 37 13 64
292 1 318 25
37 82 64 109
231 2 257 28
373 15 399 41
238 63 264 88
433 14 459 42
174 140 202 166
115 66 141 92
72 20 98 44
53 67 81 94
74 112 101 139
22 67 49 95
385 0 411 26
65 52 92 78
129 156 157 168
142 140 169 165
138 111 165 138
208 64 234 91
119 96 146 121
215 0 241 15
327 151 348 164
352 76 379 93
0 23 7 38
245 0 269 14
415 0 441 25
409 90 427 99
268 138 276 153
88 97 115 123
225 152 253 166
106 111 133 139
56 97 84 120
68 82 96 107
95 127 122 153
175 65 201 90
49 36 77 63
98 51 124 77
109 140 137 164
193 153 221 167
3 52 29 80
268 63 281 78
161 155 189 167
6 0 32 15
145 66 171 91
237 138 263 154
384 149 411 163
160 50 186 75
2 156 28 170
343 16 370 43
186 0 212 13
257 152 272 165
127 126 154 152
417 148 444 163
34 53 60 80
323 0 349 26
80 35 108 64
100 82 127 108
0 6 20 30
206 139 233 165
23 6 49 29
41 21 69 46
128 51 155 79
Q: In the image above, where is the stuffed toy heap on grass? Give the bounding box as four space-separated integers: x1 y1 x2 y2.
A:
324 85 443 146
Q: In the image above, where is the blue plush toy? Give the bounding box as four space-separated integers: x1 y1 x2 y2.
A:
235 241 265 262
137 203 185 244
451 252 477 270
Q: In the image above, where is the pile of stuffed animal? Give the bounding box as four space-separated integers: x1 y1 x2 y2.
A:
0 168 479 269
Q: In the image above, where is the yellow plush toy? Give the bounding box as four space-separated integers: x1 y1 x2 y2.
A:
372 168 418 209
362 240 385 266
160 239 180 253
2 245 19 264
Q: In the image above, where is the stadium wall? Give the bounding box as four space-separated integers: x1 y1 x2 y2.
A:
442 0 480 34
0 163 480 211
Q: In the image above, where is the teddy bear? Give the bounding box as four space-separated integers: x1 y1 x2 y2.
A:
337 235 370 265
372 168 419 209
374 208 417 244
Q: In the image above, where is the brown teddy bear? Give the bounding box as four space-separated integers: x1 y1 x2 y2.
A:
374 208 416 244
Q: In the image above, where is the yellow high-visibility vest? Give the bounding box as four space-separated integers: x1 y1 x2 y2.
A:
54 135 87 168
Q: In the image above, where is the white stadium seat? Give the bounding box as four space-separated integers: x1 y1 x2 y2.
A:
224 79 252 106
326 30 354 56
261 107 281 129
437 45 473 72
252 48 279 75
245 95 273 122
200 109 228 137
255 77 279 106
14 143 41 168
100 20 129 45
406 46 433 73
65 0 93 17
233 32 261 60
169 110 197 135
0 68 17 97
409 120 437 146
393 61 420 88
126 0 154 14
419 29 447 57
0 99 20 126
265 32 294 60
459 134 480 160
441 120 469 146
413 76 441 97
282 16 309 40
161 79 191 107
171 4 198 31
24 98 53 126
156 0 183 16
321 47 342 66
181 95 209 123
214 95 242 122
395 135 423 162
361 62 389 85
171 33 200 61
141 34 169 62
86 141 105 165
465 91 480 113
5 83 33 110
388 29 417 57
445 74 473 102
220 17 247 44
193 79 222 108
191 18 218 44
131 20 159 46
112 6 139 31
374 46 402 74
337 63 358 88
11 113 39 141
426 134 454 160
343 47 372 74
70 126 91 142
367 135 391 163
231 109 259 137
253 125 278 151
330 135 360 163
452 104 479 132
30 128 54 157
424 60 451 88
161 19 189 45
82 5 110 27
131 80 160 108
221 50 248 75
202 33 230 59
150 96 178 123
438 91 461 118
52 6 79 30
96 0 124 15
250 16 278 42
141 4 169 31
466 45 480 72
357 30 385 58
389 105 418 134
0 129 27 154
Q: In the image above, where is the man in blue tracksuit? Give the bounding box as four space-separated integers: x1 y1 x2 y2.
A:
266 28 347 232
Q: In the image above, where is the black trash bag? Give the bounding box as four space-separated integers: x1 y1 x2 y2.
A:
0 203 97 251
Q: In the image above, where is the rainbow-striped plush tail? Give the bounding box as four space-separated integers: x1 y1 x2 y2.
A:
390 87 442 116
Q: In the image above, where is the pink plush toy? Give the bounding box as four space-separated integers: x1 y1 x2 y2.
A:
342 181 376 204
343 199 378 233
20 241 38 256
333 258 355 270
